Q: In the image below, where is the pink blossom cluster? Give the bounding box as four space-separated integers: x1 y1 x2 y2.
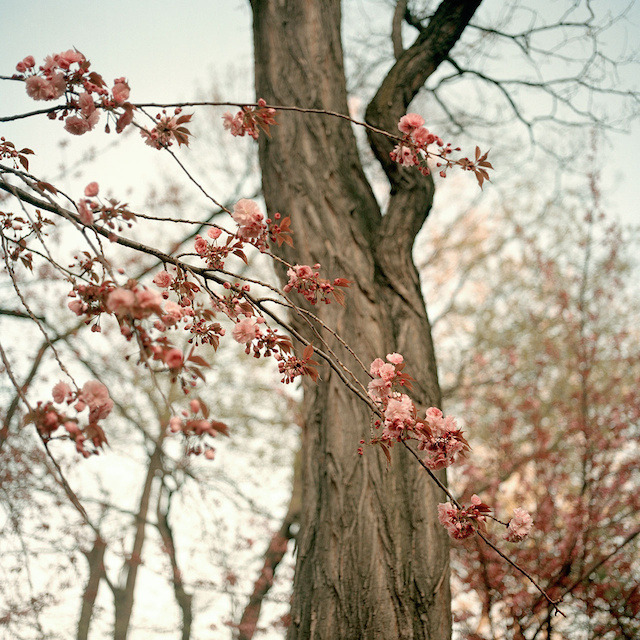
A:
20 51 84 101
367 352 410 403
382 393 416 438
105 286 164 320
367 354 469 470
169 398 229 460
227 308 295 364
504 507 533 542
390 113 451 176
76 182 100 224
283 264 351 305
30 380 113 457
275 344 319 384
140 109 193 149
193 227 249 270
222 99 277 140
391 113 494 186
231 199 267 241
232 315 264 344
66 273 196 377
192 202 292 265
74 183 137 231
416 407 469 470
16 51 134 136
438 495 491 540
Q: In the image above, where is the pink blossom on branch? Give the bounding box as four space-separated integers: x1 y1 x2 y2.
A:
25 74 66 101
153 270 173 288
398 113 425 134
417 412 469 470
84 182 99 197
52 381 72 404
222 99 277 140
438 496 491 541
231 199 266 240
80 380 113 422
164 348 183 369
391 112 493 187
383 393 415 438
111 77 130 104
232 316 262 344
504 508 533 542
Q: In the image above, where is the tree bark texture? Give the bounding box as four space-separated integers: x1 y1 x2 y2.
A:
251 1 481 638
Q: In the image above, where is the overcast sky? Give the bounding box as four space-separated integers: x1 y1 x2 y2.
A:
1 0 638 225
1 3 638 638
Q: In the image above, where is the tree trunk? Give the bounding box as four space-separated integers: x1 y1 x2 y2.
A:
251 0 480 637
77 536 106 640
113 435 165 640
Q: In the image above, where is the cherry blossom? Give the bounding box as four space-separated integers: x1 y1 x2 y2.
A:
438 495 490 541
231 199 266 240
25 74 65 101
232 316 262 344
84 182 99 197
164 348 183 369
111 77 130 104
504 508 533 542
398 113 425 134
52 381 72 404
153 270 173 288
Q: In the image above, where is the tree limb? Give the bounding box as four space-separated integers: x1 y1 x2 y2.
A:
366 0 483 250
236 447 302 640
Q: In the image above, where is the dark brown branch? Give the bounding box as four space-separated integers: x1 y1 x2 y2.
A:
77 536 107 640
156 482 193 640
236 448 302 640
392 1 409 60
0 307 44 321
366 0 483 189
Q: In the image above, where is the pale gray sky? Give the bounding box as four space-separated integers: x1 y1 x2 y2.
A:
1 0 638 222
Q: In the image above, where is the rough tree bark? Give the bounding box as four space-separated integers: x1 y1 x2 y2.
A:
251 1 481 638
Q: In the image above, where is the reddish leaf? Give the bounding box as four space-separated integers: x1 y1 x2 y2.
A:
210 420 230 437
187 354 211 368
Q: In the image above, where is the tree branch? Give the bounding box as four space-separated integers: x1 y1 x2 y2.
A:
77 535 107 640
365 0 483 248
156 482 193 640
392 0 409 60
236 448 302 640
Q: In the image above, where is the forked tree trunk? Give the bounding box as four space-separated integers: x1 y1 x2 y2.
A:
251 1 481 637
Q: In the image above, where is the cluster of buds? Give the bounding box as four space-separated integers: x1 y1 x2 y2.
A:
0 137 33 171
28 380 113 457
222 98 277 139
391 113 493 187
284 264 351 305
140 108 193 149
76 182 136 231
275 345 320 384
169 398 229 460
